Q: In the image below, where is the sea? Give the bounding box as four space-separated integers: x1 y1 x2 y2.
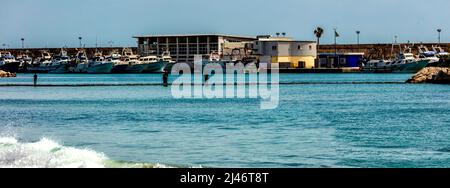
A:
1 73 450 168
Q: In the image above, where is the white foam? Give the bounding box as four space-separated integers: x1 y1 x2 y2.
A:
0 137 110 168
0 137 185 168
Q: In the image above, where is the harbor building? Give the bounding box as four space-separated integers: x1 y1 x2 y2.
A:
133 34 255 62
318 52 365 68
251 35 317 69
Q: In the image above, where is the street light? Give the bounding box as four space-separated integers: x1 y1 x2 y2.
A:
78 37 83 48
356 31 361 45
21 38 25 49
437 29 442 44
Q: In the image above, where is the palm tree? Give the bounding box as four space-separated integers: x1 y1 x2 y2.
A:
314 27 324 68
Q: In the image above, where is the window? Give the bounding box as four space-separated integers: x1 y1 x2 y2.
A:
309 45 312 50
272 45 277 50
298 61 306 68
298 45 302 50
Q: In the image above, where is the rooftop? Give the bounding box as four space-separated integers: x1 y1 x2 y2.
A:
133 34 256 40
256 35 315 43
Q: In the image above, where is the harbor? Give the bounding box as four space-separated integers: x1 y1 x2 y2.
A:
3 0 450 172
2 34 449 75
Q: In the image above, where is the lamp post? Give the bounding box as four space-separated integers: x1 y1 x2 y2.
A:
356 31 360 45
78 37 82 48
21 38 25 49
437 29 442 44
334 28 340 68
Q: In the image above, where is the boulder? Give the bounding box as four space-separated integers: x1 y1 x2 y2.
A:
407 67 450 84
0 70 17 78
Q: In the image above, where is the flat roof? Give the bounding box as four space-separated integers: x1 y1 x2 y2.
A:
133 34 256 40
259 40 316 43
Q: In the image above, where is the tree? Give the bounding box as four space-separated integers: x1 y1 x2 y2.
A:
314 27 324 68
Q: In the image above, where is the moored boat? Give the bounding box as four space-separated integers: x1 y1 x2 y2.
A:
73 50 89 73
0 51 20 73
28 50 52 73
87 51 114 74
47 49 71 73
141 51 171 73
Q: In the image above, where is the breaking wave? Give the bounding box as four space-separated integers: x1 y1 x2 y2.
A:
0 137 174 168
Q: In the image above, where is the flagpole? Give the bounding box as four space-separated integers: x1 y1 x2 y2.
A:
334 28 337 68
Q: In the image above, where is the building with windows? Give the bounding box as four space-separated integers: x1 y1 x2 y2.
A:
133 34 255 62
252 35 317 69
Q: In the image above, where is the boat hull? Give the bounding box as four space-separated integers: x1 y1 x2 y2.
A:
87 63 114 74
111 64 128 73
0 62 20 73
142 61 168 73
394 59 430 73
126 64 147 73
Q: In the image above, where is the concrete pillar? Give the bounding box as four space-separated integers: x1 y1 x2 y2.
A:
176 37 179 62
156 37 160 55
196 36 199 55
207 36 210 54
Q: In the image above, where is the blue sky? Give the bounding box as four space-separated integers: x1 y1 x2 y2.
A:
1 0 449 48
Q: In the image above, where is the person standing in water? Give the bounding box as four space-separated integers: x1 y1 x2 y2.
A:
33 73 38 87
162 70 169 87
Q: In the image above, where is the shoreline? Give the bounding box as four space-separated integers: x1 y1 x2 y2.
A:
0 82 407 87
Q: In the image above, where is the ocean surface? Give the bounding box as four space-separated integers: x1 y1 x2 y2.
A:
1 73 450 168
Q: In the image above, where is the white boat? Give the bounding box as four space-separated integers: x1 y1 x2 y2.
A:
141 51 171 73
390 51 430 73
0 51 20 73
47 49 70 73
362 59 394 73
108 50 125 73
418 45 440 64
28 51 53 73
363 46 430 73
73 50 89 73
87 51 114 74
432 45 450 58
16 52 33 72
120 48 143 73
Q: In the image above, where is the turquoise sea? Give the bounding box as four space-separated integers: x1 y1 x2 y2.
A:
1 73 450 168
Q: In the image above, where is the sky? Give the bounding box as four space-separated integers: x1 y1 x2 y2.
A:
1 0 449 48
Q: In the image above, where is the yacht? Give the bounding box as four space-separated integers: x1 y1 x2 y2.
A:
389 51 430 73
47 49 70 73
87 51 114 74
16 52 33 72
363 46 429 73
142 51 172 73
119 48 143 73
432 45 450 58
418 45 439 64
28 51 52 73
362 59 394 73
0 51 20 73
110 48 133 73
73 50 89 73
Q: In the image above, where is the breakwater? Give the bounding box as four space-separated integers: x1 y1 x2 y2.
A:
407 67 450 84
